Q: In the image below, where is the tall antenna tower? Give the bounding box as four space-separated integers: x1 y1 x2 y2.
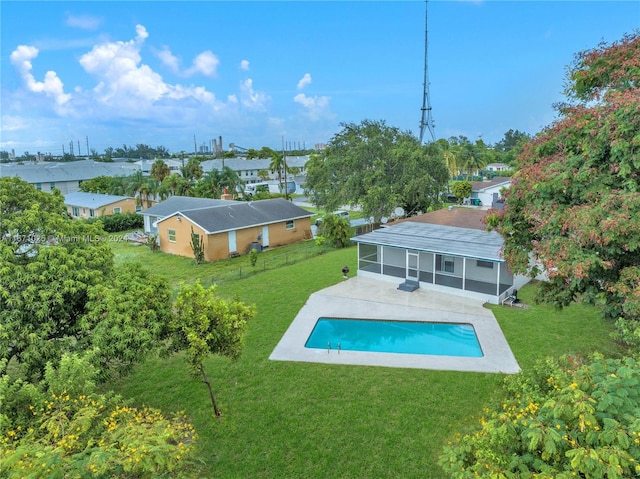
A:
419 0 435 143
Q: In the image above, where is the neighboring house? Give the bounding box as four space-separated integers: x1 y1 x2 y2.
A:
200 155 309 193
468 177 511 207
0 160 138 194
64 192 138 219
135 159 183 175
484 162 510 172
138 196 231 234
154 198 313 262
351 207 531 304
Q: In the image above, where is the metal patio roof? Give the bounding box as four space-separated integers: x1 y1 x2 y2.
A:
351 221 505 262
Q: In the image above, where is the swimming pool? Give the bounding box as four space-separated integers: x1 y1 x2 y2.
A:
304 317 483 357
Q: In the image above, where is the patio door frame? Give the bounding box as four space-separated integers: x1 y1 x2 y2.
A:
406 251 419 282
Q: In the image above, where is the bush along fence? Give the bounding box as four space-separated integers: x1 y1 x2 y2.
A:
201 242 342 287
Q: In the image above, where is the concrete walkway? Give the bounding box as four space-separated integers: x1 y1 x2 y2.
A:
269 276 520 373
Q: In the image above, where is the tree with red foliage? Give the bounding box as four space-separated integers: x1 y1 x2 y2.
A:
494 33 640 346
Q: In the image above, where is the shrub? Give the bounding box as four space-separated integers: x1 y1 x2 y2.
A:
85 212 143 232
439 354 640 479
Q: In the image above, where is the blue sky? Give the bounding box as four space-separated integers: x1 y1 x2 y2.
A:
1 1 638 157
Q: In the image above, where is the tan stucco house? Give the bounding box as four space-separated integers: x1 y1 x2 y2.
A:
64 192 138 219
154 198 313 262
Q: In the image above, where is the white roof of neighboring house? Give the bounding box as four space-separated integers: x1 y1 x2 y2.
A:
64 192 134 208
351 221 505 262
0 160 137 183
200 155 309 173
471 178 511 192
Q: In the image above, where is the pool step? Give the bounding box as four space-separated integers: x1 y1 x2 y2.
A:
397 280 420 292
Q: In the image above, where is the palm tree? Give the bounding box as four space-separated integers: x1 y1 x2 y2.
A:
196 167 244 199
150 159 170 182
158 173 183 199
435 139 459 180
269 152 284 184
125 171 146 205
108 176 128 195
138 177 158 209
182 157 203 182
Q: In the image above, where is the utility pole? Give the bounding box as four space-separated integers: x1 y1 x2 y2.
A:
282 137 288 201
86 136 90 157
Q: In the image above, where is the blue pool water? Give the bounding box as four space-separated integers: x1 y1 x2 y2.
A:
305 318 483 357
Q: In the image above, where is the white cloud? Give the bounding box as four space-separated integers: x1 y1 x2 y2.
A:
239 78 269 111
297 73 312 90
240 60 250 71
156 46 219 77
10 45 72 106
65 13 102 30
156 46 181 74
293 93 332 121
185 51 219 77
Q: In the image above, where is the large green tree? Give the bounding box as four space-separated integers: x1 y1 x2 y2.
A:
0 178 113 378
0 178 174 379
304 119 449 221
493 33 640 343
80 262 173 379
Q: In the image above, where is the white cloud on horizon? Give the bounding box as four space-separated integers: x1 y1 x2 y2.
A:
240 60 250 71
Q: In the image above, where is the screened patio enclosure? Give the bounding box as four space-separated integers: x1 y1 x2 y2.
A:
352 222 515 304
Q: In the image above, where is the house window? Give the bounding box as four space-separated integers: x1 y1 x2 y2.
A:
436 254 455 274
285 220 294 230
50 182 56 190
113 207 122 214
168 229 176 242
35 183 42 191
477 260 494 269
89 209 95 217
135 205 142 212
72 206 79 217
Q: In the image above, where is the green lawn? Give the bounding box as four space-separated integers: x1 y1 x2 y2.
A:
109 243 624 478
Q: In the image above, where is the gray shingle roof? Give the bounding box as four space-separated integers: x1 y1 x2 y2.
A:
351 221 505 262
139 196 230 217
168 198 313 234
64 192 133 208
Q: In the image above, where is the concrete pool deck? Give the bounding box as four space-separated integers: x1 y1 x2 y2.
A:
269 276 521 373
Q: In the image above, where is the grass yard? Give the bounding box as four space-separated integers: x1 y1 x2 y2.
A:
109 244 625 478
